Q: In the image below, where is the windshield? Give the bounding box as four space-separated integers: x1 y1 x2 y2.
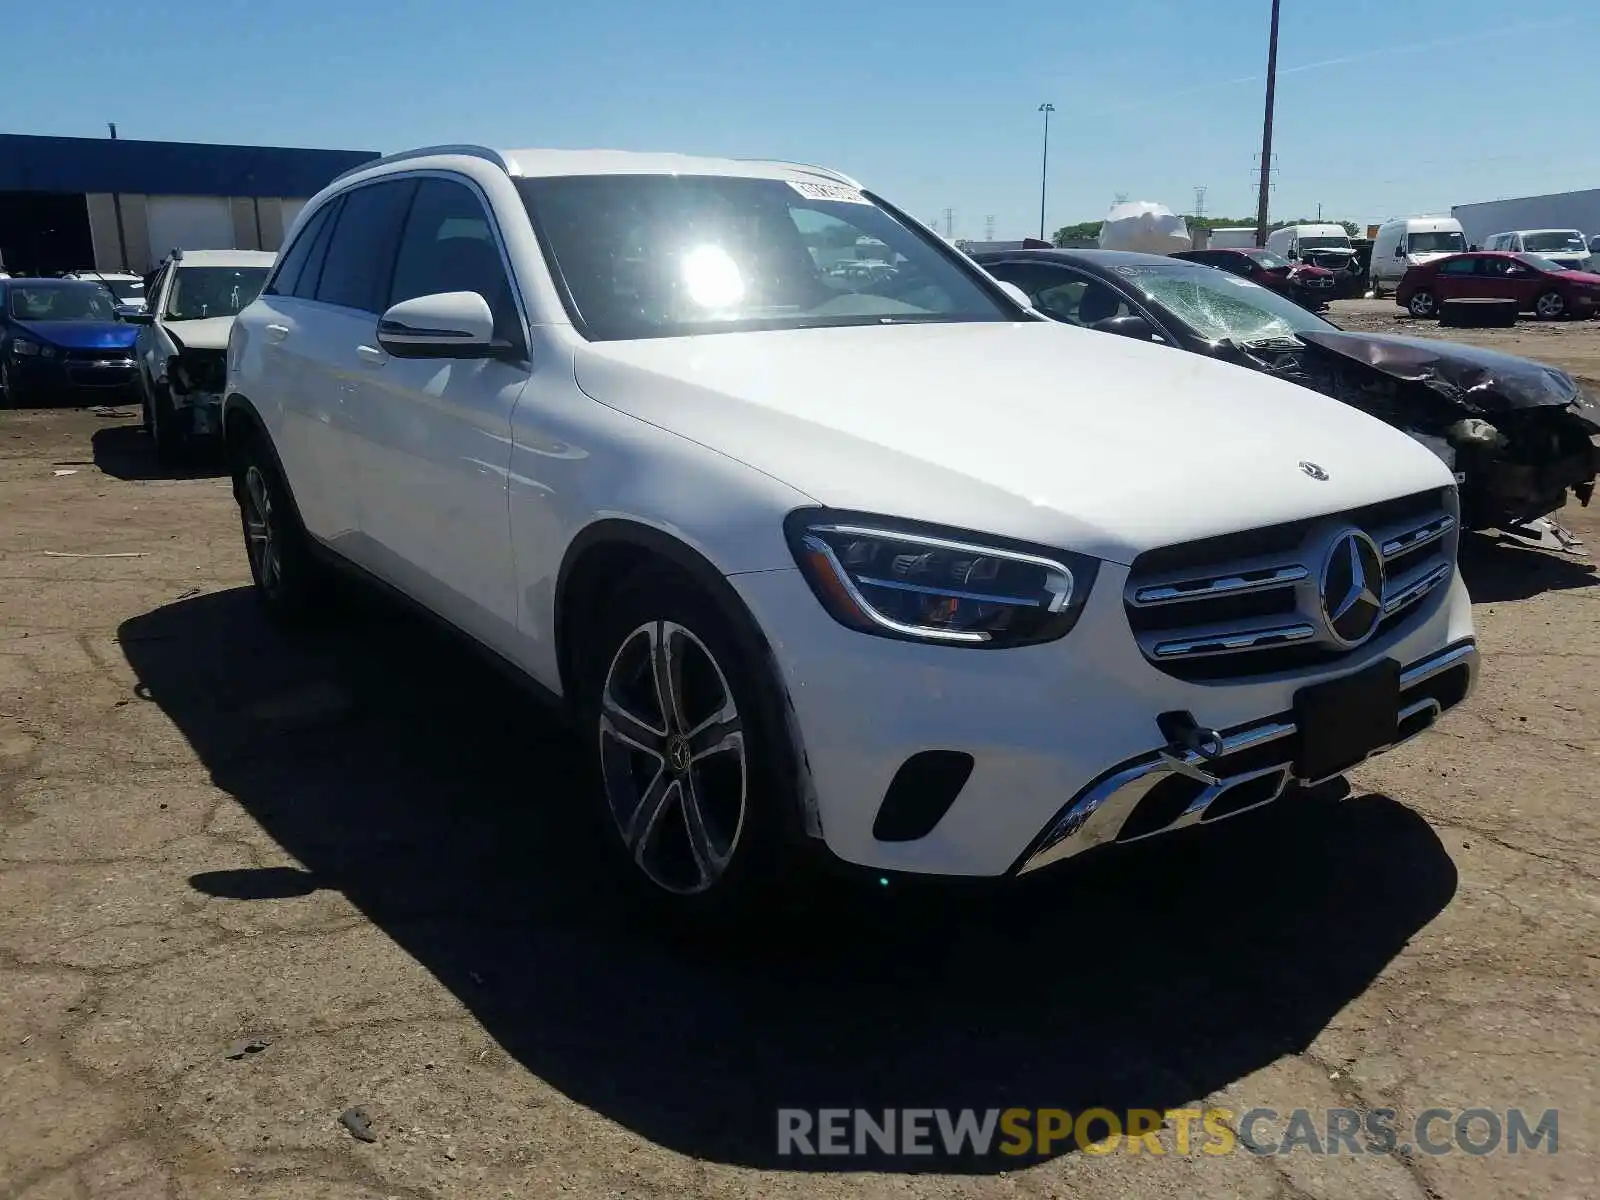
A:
1523 231 1585 253
165 266 269 320
1240 250 1291 269
8 285 120 322
1516 253 1570 273
103 279 145 302
1113 262 1334 345
1408 231 1467 254
516 174 1010 340
1297 236 1351 250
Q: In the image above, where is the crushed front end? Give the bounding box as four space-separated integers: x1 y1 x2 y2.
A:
1242 331 1600 542
166 348 227 438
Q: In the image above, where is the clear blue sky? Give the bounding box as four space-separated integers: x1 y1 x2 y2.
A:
7 0 1595 238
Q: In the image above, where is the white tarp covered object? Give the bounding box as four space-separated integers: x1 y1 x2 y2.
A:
1097 201 1192 255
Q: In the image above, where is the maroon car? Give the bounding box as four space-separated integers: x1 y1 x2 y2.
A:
1171 248 1338 309
1396 251 1600 320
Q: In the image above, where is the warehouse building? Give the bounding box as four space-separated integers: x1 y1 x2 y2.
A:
1451 187 1600 250
0 133 379 276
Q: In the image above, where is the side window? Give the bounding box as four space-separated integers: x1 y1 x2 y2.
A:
388 177 520 345
1439 257 1479 276
314 180 417 313
265 202 334 298
291 197 341 300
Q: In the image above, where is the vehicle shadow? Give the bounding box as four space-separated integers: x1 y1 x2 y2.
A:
90 424 226 482
1459 529 1599 601
120 589 1459 1171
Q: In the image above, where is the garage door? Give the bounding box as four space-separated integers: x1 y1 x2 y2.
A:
145 195 236 260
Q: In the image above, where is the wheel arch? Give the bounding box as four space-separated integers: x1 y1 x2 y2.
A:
554 518 818 841
222 393 308 531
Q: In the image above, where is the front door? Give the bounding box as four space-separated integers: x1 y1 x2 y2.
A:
342 174 528 661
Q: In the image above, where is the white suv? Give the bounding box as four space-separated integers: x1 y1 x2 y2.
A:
224 145 1479 913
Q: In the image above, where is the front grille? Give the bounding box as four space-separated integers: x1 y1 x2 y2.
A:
1125 488 1457 681
172 352 225 395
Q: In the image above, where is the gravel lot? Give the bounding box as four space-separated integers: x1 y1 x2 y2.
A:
2 303 1597 1199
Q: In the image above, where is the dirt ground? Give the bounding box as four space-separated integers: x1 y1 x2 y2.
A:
2 306 1598 1200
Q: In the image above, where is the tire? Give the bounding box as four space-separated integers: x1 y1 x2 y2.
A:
233 429 335 627
575 567 799 924
1407 289 1438 319
149 380 185 466
1534 290 1567 320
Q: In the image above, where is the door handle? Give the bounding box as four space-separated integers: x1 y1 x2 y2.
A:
356 345 387 367
264 323 289 343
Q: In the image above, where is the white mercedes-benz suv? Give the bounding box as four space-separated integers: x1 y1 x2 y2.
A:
224 145 1478 914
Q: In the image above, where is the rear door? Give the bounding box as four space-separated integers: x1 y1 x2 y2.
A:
341 174 529 658
245 198 355 540
1433 255 1484 301
298 179 417 558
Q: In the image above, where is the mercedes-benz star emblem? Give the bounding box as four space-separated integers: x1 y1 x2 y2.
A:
1320 531 1385 647
1299 461 1330 481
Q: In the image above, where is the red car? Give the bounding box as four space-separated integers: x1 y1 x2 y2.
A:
1396 251 1600 320
1171 248 1338 309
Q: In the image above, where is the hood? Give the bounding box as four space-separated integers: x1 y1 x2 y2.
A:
166 316 236 352
13 319 136 351
1555 266 1600 284
1297 329 1597 421
572 321 1456 565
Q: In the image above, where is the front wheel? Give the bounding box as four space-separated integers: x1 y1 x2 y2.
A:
1407 289 1438 319
1535 290 1567 319
578 570 797 921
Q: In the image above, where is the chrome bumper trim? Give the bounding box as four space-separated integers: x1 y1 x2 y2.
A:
1015 639 1478 875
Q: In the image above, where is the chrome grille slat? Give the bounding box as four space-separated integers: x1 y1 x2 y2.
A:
1125 489 1458 680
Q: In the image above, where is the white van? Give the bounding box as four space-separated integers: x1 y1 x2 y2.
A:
1482 229 1591 272
1369 216 1469 295
1264 223 1360 278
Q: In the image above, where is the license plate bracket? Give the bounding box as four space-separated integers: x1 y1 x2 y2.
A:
1293 659 1401 781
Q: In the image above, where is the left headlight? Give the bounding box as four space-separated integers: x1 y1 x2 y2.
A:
11 338 44 357
784 510 1099 647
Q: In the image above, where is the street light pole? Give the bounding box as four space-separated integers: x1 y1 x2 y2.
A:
1038 103 1055 243
1253 0 1281 248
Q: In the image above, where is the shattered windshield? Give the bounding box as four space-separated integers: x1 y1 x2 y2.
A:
1115 263 1333 345
1408 231 1467 254
1297 236 1351 250
1523 231 1585 253
165 267 269 321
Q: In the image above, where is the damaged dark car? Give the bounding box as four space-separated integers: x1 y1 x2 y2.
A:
975 248 1600 551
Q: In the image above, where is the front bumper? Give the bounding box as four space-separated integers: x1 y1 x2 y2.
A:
169 390 224 437
730 561 1477 879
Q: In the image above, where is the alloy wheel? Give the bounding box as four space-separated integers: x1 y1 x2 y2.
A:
597 620 747 895
1409 291 1437 318
242 465 282 595
1536 292 1566 319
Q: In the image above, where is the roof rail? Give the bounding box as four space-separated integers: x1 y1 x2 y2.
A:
328 144 516 187
739 159 861 189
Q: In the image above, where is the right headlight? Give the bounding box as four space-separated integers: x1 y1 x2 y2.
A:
784 509 1099 648
11 338 42 357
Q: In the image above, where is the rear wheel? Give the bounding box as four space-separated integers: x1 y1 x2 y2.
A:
1535 290 1567 320
233 431 335 626
1407 289 1438 319
577 568 798 924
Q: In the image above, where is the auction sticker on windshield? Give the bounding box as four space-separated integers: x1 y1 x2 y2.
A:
788 180 873 205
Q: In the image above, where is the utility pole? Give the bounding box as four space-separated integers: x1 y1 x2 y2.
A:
1316 201 1323 221
1037 103 1055 241
107 122 130 272
943 208 955 239
1254 0 1281 248
984 215 996 242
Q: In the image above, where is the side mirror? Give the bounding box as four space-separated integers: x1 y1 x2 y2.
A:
995 281 1033 310
121 311 154 325
375 291 500 358
1089 313 1163 343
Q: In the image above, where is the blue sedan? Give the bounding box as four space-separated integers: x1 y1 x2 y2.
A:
0 279 139 406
